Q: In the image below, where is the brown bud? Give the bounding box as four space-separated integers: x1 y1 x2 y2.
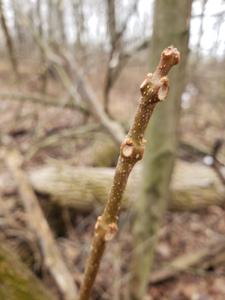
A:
140 73 153 97
95 216 103 231
162 46 180 66
158 77 169 101
121 138 134 158
122 144 134 157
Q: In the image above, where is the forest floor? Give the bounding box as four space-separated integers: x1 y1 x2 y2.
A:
0 57 225 300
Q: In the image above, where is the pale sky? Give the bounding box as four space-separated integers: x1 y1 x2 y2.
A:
2 0 225 57
85 0 225 57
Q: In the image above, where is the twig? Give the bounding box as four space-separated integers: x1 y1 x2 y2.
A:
78 46 180 299
103 38 150 114
26 123 100 159
104 0 147 113
30 22 126 145
5 149 78 300
0 91 89 113
61 50 125 144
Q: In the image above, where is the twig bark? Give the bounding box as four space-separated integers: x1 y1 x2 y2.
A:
5 149 78 300
78 46 180 300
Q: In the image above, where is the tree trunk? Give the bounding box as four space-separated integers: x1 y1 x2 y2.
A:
11 0 25 49
72 0 85 51
56 0 66 43
0 242 55 300
47 0 54 39
0 0 19 80
130 1 192 298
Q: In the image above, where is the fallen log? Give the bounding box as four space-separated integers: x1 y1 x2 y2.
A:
28 160 225 212
0 242 55 300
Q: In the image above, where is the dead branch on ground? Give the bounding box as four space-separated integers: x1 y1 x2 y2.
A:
23 160 224 212
5 149 78 300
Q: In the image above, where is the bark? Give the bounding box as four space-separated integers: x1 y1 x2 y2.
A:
24 160 225 212
0 243 55 300
130 1 192 298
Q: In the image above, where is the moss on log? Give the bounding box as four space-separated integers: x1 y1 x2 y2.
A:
0 243 55 300
28 160 225 212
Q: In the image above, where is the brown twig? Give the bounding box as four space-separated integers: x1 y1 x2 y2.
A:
78 46 180 300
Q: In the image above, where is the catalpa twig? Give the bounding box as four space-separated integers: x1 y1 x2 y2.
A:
78 46 180 300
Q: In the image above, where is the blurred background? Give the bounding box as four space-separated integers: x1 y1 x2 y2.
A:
0 0 225 299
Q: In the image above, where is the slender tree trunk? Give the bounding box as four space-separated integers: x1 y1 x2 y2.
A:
36 0 48 93
130 1 192 299
196 0 208 59
0 0 19 80
72 0 85 51
56 0 66 43
11 0 24 49
47 0 54 40
104 0 117 114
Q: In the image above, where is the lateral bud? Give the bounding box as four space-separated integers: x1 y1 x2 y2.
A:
121 138 134 158
104 223 118 241
158 77 169 101
140 73 153 97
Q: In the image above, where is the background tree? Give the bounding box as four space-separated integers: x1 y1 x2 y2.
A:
0 0 19 80
130 1 192 298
